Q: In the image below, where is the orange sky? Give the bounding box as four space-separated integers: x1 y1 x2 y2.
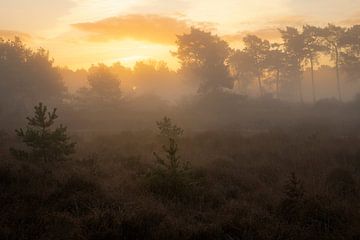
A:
1 0 360 70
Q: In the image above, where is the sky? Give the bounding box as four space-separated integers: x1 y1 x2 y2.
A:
1 0 360 69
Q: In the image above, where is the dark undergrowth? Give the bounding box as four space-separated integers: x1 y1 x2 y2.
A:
1 128 360 240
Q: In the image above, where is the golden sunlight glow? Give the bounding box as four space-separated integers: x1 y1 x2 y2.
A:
1 0 360 70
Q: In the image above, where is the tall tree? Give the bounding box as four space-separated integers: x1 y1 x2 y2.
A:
319 24 346 101
266 43 287 98
280 27 306 102
0 37 66 121
228 50 255 95
242 35 271 97
302 25 324 102
174 28 234 93
341 25 360 83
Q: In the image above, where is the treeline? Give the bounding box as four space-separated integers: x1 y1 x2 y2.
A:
1 25 360 130
175 25 360 102
1 24 360 106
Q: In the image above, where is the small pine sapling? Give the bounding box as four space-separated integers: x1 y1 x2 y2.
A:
10 102 76 162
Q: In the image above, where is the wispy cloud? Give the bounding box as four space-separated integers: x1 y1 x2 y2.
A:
72 14 191 45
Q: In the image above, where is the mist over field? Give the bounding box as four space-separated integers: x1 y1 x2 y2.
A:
1 1 360 239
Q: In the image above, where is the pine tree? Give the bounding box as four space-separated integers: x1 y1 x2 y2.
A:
147 117 192 200
278 172 305 222
10 102 75 162
284 172 305 201
153 116 188 173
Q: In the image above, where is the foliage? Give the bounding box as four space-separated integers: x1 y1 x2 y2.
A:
3 127 360 239
10 102 75 162
174 28 234 93
0 38 65 107
278 172 305 222
75 64 122 107
156 116 184 139
146 117 193 200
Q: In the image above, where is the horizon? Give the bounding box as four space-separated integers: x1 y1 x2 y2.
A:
1 0 360 70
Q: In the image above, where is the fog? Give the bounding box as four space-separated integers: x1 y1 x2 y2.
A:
1 25 360 132
1 24 360 240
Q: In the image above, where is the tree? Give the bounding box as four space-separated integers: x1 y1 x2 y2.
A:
174 28 234 93
228 49 254 95
147 117 192 200
279 172 305 222
0 37 66 109
10 102 75 162
341 25 360 83
302 25 324 102
153 116 186 169
243 35 271 97
228 35 271 97
132 60 178 97
280 27 306 102
319 24 346 101
266 43 287 98
75 64 121 107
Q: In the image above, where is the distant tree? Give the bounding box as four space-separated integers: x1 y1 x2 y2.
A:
76 64 121 107
0 38 66 109
228 49 254 94
302 25 325 102
280 27 306 102
229 35 271 96
266 43 287 98
174 28 234 93
10 102 75 162
341 25 360 83
243 35 271 97
318 24 347 101
132 60 178 96
88 64 121 101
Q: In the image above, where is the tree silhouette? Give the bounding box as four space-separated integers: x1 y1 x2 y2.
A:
302 25 324 102
319 24 346 101
228 50 254 95
341 25 360 83
279 172 305 222
76 64 121 107
229 35 270 97
266 43 287 98
147 117 192 200
11 102 75 162
174 28 234 93
0 37 66 125
243 35 271 97
280 27 306 103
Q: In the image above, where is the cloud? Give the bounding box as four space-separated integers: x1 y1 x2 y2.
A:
267 15 308 26
0 30 32 42
223 28 282 43
72 14 191 45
